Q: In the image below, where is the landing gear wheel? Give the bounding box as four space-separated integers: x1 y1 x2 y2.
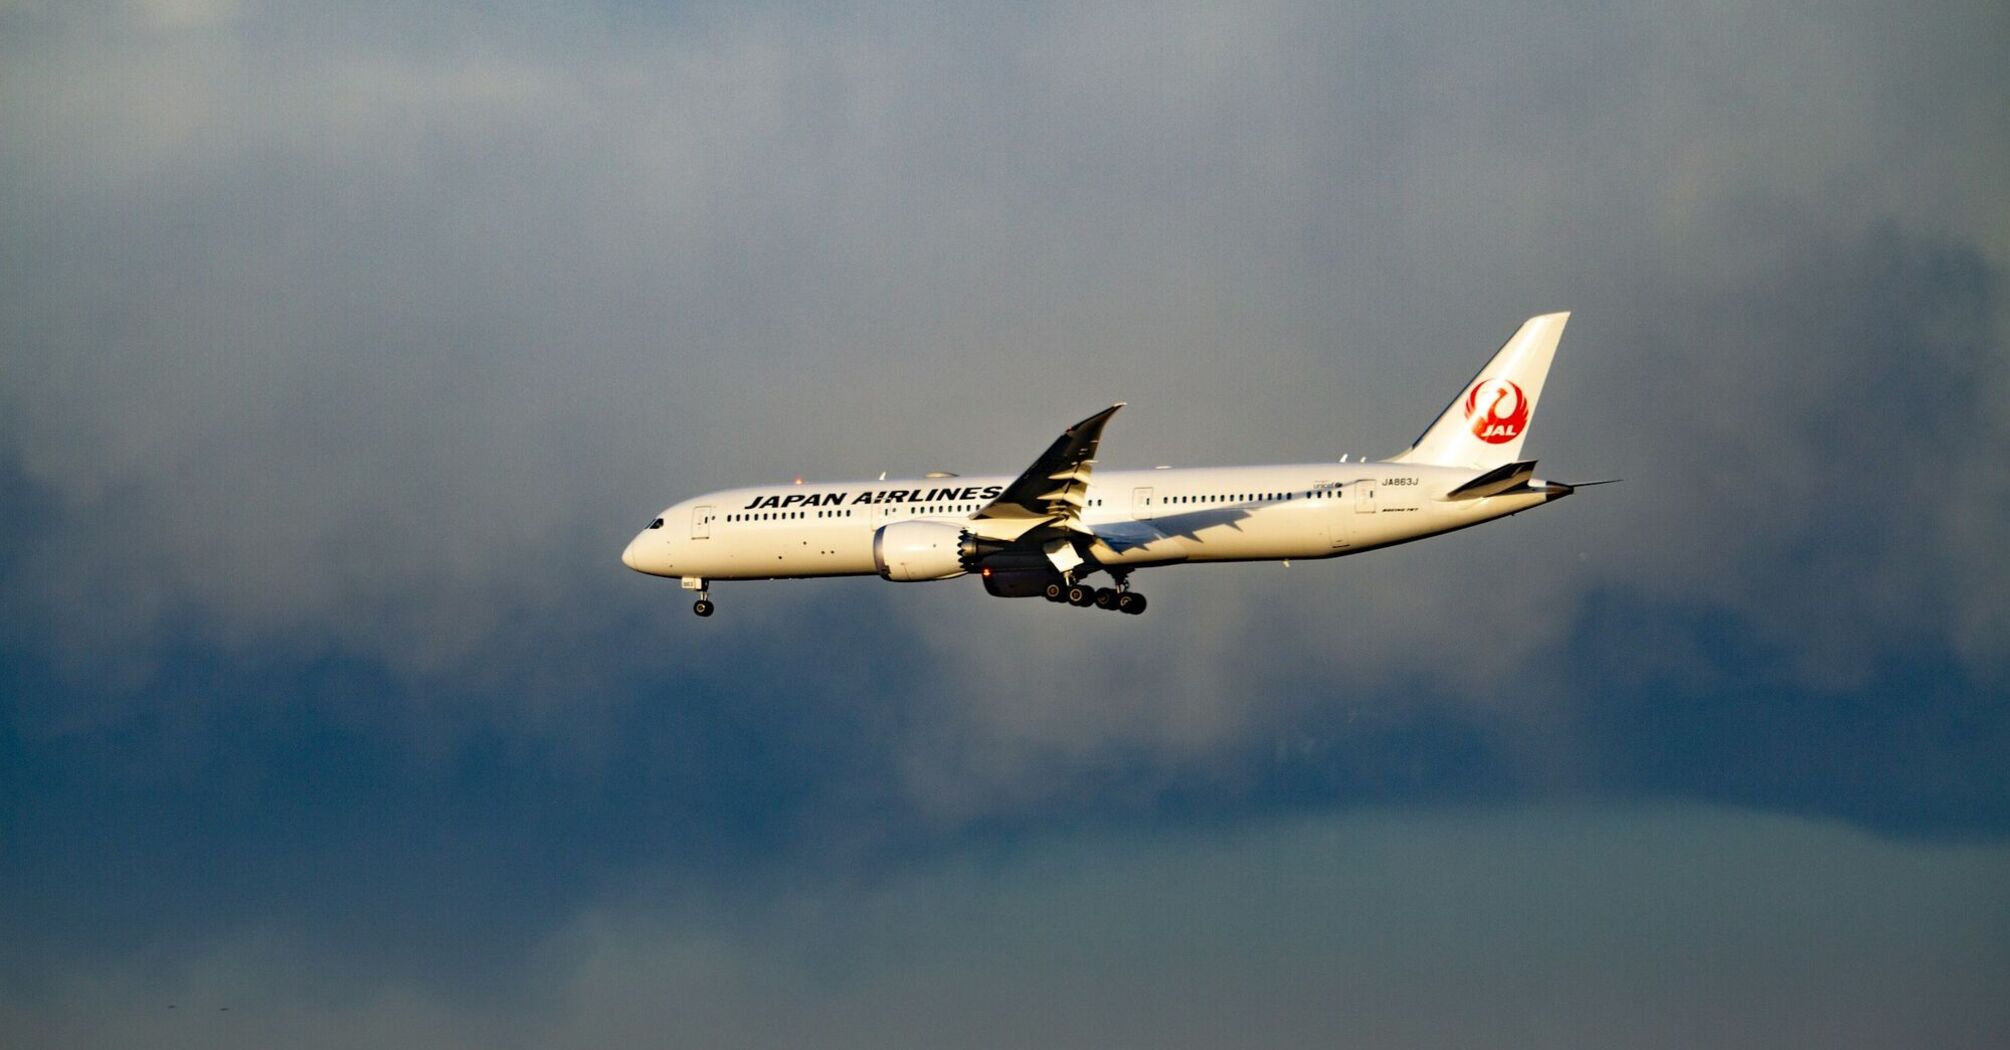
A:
692 599 715 617
1094 587 1119 609
1043 580 1068 603
1066 584 1095 607
1118 592 1147 615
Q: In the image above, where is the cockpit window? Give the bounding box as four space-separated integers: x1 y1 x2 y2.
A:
648 518 664 529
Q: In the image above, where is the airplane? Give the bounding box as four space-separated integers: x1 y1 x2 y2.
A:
623 312 1601 617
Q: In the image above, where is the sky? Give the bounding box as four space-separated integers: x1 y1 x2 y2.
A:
3 0 2008 1046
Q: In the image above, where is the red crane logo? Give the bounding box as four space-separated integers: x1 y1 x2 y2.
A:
1464 378 1528 444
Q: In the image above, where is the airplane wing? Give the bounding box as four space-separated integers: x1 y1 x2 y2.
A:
1086 519 1168 552
971 403 1124 539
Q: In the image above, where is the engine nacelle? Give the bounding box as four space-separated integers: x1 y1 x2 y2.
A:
971 551 1058 597
873 520 971 582
978 565 1057 598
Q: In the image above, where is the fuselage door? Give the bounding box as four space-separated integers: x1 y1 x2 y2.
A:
692 504 713 539
1354 482 1377 515
1132 486 1156 520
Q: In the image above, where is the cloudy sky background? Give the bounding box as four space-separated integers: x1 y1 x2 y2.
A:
4 0 2008 1045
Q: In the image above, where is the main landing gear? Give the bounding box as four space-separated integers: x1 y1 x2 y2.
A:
1043 573 1147 615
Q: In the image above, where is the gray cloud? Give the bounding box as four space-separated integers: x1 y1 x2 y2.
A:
2 0 2006 798
8 805 2007 1049
6 5 2010 1037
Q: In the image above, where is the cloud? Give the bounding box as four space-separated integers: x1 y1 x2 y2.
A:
8 7 2010 1043
1 1 2006 811
8 806 2008 1049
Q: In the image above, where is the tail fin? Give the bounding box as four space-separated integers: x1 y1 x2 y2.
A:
1390 312 1569 469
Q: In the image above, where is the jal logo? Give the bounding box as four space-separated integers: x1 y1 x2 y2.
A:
1464 378 1529 444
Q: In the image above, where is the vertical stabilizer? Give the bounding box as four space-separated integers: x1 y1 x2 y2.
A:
1390 312 1569 469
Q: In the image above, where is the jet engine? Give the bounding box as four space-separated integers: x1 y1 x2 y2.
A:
873 520 972 582
973 551 1059 597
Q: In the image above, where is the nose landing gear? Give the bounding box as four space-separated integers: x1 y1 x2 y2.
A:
684 577 714 617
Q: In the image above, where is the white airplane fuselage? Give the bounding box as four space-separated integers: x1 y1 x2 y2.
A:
621 462 1565 583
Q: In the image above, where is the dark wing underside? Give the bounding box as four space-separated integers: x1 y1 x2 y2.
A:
972 403 1124 536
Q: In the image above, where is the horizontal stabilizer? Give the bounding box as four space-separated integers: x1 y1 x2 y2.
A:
1447 460 1538 499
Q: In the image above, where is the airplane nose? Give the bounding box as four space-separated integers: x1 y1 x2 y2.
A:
621 535 642 571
